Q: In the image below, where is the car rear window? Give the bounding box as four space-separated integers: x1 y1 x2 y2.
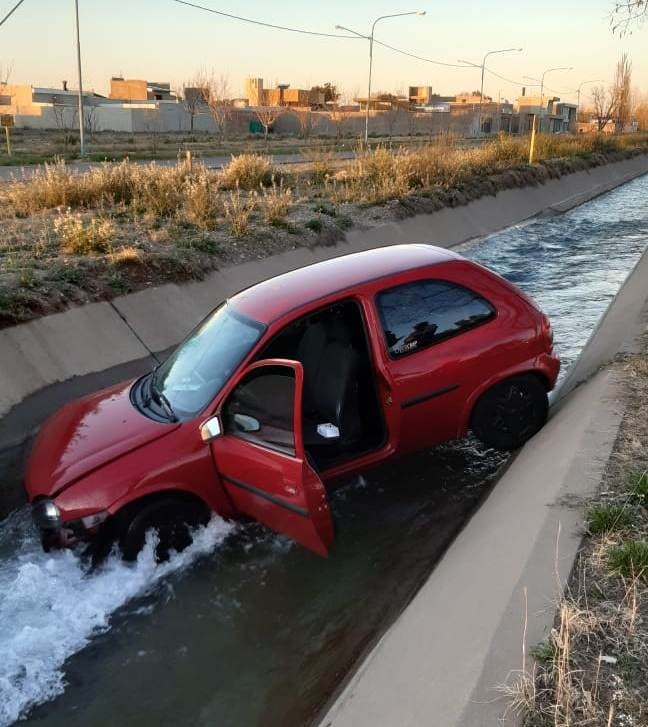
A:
376 279 495 358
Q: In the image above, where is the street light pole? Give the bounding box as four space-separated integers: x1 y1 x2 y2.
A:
74 0 85 156
575 79 603 126
527 66 572 163
458 48 522 137
336 10 425 148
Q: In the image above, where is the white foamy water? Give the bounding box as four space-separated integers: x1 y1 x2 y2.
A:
0 510 234 726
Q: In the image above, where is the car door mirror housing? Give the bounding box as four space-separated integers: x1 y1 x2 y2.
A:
233 413 261 433
200 415 222 442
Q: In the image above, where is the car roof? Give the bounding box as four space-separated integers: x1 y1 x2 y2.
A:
230 244 462 324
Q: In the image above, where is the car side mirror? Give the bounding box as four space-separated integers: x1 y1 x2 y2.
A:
200 416 222 442
233 413 261 433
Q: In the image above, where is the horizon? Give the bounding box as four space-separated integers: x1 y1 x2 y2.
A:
1 0 647 106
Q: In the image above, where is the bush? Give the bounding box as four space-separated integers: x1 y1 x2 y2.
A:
180 168 220 229
223 185 256 237
586 504 632 534
628 471 648 504
220 154 274 191
54 210 115 255
305 217 322 233
259 177 293 225
608 539 648 580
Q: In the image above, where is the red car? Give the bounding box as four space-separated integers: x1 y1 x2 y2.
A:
26 245 559 560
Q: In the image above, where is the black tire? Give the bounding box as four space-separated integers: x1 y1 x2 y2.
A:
471 374 548 451
115 496 210 562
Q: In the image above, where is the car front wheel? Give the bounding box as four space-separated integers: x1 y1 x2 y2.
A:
115 496 210 562
471 374 548 451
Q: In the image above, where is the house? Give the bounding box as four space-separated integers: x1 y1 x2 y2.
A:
109 78 177 102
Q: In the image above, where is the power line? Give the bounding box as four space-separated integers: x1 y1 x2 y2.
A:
373 39 470 69
170 0 362 39
0 0 26 27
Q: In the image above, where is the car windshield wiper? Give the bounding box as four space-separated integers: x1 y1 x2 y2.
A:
150 376 178 422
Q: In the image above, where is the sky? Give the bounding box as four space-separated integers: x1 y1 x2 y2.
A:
1 0 647 105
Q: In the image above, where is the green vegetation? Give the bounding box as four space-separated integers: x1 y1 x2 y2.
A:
609 539 648 579
502 351 648 727
1 132 647 328
586 503 632 534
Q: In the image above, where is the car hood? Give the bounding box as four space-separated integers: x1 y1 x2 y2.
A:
25 379 179 499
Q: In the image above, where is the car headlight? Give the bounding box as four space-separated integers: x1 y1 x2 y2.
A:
32 498 62 530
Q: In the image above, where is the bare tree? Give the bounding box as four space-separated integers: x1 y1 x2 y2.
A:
611 0 648 35
329 105 351 141
255 106 283 142
591 85 618 132
614 53 633 131
178 72 208 132
84 105 99 138
293 108 316 139
0 62 12 107
51 99 78 152
203 73 232 143
635 91 648 131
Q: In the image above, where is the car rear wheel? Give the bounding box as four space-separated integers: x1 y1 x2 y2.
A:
471 374 548 451
115 496 210 562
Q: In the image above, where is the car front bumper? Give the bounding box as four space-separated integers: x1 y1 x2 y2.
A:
31 498 107 551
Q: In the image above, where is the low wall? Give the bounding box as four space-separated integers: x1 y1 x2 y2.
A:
1 153 647 515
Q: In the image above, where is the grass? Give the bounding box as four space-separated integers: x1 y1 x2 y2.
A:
609 540 648 580
1 132 647 327
586 504 633 534
501 349 648 727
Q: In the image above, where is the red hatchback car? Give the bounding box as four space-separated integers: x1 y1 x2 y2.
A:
26 245 559 560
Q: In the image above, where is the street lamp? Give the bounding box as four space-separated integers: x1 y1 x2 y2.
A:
575 79 603 122
526 66 572 163
336 10 426 147
458 47 522 136
74 0 85 156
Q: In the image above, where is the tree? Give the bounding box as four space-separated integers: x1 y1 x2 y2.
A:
591 85 618 131
255 106 283 142
311 83 339 104
51 99 78 151
635 91 648 131
203 73 232 143
614 53 633 131
293 108 317 139
611 0 648 35
329 105 349 141
177 72 209 132
0 62 12 103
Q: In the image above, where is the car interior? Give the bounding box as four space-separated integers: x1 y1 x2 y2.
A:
255 300 385 470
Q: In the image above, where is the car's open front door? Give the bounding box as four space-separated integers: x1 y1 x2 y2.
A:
208 359 334 556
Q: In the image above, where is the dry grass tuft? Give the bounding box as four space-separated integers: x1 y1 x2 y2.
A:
54 209 115 255
259 177 293 225
223 184 256 237
220 154 275 191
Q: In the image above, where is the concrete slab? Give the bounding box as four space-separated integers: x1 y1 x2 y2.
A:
0 302 150 418
319 369 625 727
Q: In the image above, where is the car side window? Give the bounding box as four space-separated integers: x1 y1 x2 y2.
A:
223 366 296 456
376 279 495 358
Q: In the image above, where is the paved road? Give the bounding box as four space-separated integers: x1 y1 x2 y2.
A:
0 150 359 182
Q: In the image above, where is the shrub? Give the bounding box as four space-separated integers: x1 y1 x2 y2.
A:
305 217 322 233
223 185 256 237
608 540 648 580
221 154 274 191
54 210 115 255
259 177 293 225
180 168 220 229
628 471 648 504
586 504 632 534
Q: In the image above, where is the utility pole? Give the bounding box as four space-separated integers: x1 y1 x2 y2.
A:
336 11 425 148
74 0 85 156
458 48 521 138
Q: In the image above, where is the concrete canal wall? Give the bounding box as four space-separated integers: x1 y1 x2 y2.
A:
1 153 647 515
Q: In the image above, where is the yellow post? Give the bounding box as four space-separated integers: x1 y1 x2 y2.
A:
528 113 537 165
4 125 10 156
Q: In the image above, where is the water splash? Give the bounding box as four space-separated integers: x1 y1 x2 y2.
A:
0 510 234 726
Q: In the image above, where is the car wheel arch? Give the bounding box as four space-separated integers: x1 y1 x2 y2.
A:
457 367 551 438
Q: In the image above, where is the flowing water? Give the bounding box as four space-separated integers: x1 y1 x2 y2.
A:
1 172 647 727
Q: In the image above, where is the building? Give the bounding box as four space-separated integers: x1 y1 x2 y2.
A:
109 78 177 102
244 78 325 108
515 95 577 133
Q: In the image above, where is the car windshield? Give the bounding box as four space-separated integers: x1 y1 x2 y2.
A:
153 304 265 420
